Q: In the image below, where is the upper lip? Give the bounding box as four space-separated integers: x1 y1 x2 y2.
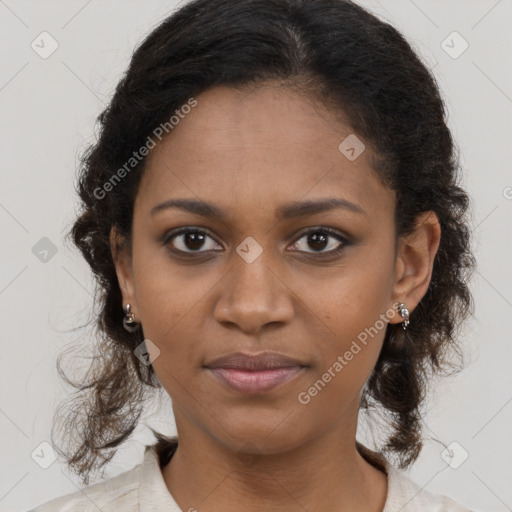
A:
205 352 307 371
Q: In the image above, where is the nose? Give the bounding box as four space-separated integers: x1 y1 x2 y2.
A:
213 252 294 335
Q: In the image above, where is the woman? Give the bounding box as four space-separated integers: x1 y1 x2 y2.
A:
31 0 475 510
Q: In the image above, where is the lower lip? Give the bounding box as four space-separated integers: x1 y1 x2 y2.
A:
207 367 305 394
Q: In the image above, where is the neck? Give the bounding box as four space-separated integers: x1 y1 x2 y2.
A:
160 418 388 512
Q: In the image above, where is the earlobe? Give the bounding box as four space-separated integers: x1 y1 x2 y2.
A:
390 211 441 325
110 227 137 311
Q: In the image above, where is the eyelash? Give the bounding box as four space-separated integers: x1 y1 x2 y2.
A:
162 226 349 260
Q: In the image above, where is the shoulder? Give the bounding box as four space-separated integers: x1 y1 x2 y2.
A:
28 442 182 512
384 462 472 512
29 461 142 512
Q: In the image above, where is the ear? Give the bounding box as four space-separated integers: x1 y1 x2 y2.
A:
389 211 441 326
110 226 137 316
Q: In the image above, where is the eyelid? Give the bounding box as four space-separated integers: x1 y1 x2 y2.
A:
287 226 349 254
162 226 223 249
163 225 349 257
291 225 349 243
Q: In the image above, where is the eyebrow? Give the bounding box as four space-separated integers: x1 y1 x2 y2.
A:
150 197 366 219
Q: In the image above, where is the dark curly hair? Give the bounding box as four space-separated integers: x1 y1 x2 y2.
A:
52 0 476 485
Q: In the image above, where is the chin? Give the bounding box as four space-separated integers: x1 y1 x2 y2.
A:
206 408 312 454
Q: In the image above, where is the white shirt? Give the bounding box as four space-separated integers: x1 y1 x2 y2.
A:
30 444 471 512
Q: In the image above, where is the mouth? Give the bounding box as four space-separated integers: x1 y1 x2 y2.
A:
204 352 308 394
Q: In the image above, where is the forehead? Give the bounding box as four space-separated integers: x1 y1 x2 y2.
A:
136 84 394 223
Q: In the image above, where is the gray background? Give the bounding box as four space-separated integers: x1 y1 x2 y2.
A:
1 1 511 511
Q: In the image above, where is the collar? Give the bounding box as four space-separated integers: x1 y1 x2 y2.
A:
139 444 182 512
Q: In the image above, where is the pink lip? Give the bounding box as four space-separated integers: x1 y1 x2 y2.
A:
208 367 305 394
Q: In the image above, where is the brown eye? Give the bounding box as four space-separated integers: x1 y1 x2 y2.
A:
165 228 222 253
290 227 348 256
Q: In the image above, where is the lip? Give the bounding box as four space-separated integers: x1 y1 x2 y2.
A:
206 351 306 371
205 352 308 394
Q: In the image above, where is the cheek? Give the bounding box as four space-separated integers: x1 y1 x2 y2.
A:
295 304 389 427
129 253 202 380
131 240 213 339
293 253 394 408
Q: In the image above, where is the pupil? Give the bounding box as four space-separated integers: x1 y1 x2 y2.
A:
182 231 330 252
309 232 328 251
185 231 205 250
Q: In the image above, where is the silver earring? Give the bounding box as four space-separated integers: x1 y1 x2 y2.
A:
123 303 139 332
396 302 410 330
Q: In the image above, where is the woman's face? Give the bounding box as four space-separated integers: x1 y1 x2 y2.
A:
113 83 436 455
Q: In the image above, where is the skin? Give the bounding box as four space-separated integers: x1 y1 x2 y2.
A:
111 83 441 512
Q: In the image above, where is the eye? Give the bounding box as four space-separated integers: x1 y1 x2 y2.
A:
164 228 222 254
289 227 348 257
163 226 349 259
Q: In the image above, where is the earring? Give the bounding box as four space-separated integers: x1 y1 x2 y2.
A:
396 302 410 330
123 303 139 332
